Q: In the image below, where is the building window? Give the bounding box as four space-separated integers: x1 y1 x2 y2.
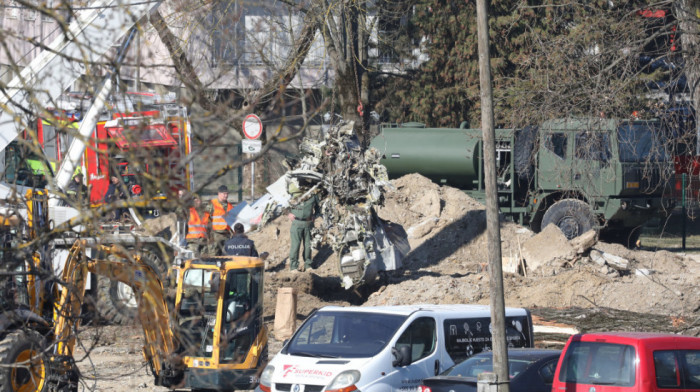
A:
6 1 20 19
207 1 244 67
42 0 55 22
24 6 37 21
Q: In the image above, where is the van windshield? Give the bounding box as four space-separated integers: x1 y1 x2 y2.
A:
285 311 407 358
558 341 636 386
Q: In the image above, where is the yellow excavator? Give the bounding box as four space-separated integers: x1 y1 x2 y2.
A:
1 238 268 392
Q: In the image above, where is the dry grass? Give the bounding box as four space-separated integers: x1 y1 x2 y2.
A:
639 208 700 252
640 233 700 251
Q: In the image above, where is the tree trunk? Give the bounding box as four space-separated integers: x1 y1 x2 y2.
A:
337 69 361 123
676 0 700 154
329 1 369 146
151 10 216 112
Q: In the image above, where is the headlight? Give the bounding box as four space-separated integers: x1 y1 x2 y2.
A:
325 369 361 392
259 365 274 392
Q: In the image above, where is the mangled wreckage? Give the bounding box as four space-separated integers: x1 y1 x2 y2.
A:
236 121 410 289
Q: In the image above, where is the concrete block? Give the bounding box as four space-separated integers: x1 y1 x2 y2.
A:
601 251 629 270
590 249 629 270
570 230 597 254
502 256 521 275
635 268 656 276
521 224 575 272
590 249 606 266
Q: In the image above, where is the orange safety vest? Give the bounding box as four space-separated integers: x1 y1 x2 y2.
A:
211 199 232 232
186 208 210 240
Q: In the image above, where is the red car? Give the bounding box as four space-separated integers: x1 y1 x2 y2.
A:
552 332 700 392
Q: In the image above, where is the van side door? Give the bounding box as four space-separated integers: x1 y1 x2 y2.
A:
442 315 533 367
387 316 439 392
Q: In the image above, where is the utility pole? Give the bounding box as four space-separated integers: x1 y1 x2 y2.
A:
475 1 510 392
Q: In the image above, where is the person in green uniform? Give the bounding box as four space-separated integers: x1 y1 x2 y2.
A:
288 192 319 272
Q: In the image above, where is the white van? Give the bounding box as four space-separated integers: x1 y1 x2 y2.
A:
256 304 533 392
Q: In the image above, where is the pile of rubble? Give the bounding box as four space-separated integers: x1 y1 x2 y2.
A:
253 172 700 335
517 225 655 278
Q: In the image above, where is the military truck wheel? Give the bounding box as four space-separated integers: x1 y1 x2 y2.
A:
541 199 596 240
95 246 170 325
0 330 50 392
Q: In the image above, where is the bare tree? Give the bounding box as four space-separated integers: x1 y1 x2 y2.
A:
0 4 326 389
675 0 700 154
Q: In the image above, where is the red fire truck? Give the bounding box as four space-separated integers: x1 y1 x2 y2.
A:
27 91 194 212
87 91 194 206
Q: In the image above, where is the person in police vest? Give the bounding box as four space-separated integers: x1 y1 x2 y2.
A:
185 194 209 256
205 185 233 255
223 223 258 257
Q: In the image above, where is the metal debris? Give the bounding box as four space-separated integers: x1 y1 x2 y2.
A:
287 121 409 288
253 121 409 288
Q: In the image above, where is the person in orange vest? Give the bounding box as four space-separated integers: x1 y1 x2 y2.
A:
185 194 209 256
205 185 233 255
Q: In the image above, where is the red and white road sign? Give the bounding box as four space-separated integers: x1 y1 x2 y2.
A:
242 114 263 140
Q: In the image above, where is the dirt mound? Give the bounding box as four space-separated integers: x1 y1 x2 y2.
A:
249 173 700 336
374 173 532 272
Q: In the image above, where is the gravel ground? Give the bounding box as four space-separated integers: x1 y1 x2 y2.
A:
74 173 700 391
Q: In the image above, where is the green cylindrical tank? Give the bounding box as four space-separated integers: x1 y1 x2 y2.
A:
369 126 482 189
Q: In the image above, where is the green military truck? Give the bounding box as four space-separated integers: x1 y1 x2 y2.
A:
370 117 675 246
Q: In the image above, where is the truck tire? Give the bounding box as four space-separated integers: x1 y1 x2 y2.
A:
95 246 170 325
541 199 596 240
514 125 537 183
0 330 49 392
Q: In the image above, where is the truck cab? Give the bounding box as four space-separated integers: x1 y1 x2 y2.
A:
530 118 674 243
174 256 268 390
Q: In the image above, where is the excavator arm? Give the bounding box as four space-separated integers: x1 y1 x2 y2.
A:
53 241 183 381
52 241 88 357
